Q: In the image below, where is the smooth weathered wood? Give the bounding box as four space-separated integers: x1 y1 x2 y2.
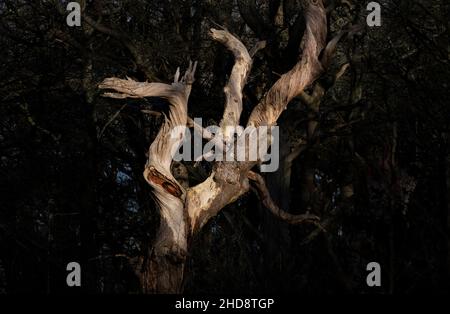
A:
247 0 327 128
100 61 197 293
210 28 252 144
99 0 334 294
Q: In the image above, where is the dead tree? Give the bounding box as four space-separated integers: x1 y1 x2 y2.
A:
99 0 348 293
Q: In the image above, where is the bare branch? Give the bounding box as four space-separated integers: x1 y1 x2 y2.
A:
98 103 127 139
210 28 252 143
249 40 267 57
141 110 162 117
143 61 197 197
99 78 180 100
247 0 327 128
248 171 320 225
334 62 350 81
321 23 363 69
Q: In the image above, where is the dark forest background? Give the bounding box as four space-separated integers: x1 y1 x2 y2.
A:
0 0 449 294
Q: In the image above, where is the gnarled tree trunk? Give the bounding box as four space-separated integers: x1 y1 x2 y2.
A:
99 0 338 293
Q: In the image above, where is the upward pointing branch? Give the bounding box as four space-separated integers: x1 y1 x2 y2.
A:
247 0 327 128
210 28 252 144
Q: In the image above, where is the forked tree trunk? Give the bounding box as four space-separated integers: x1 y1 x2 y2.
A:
99 0 335 293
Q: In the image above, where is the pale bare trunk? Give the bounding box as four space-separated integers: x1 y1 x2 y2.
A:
99 0 336 293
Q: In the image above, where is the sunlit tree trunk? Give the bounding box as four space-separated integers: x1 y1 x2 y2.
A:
99 0 335 293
